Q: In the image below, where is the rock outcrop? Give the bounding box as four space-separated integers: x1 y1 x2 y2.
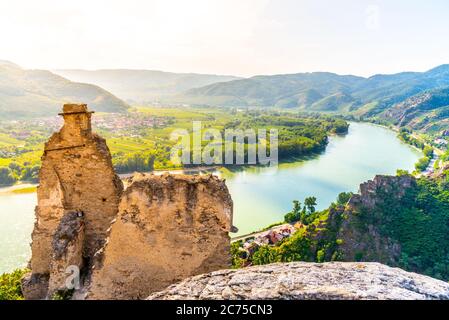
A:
147 262 449 300
348 174 415 209
87 173 233 299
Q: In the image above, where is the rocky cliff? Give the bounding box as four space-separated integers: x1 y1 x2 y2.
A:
148 262 449 300
335 175 416 265
232 173 449 283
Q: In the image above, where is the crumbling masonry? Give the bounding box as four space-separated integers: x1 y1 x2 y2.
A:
22 104 233 300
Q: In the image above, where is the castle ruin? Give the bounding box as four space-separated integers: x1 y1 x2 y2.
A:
22 104 233 300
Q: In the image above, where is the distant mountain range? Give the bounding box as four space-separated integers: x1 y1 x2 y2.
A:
178 64 449 134
53 69 240 104
2 59 449 134
181 65 449 110
0 60 128 119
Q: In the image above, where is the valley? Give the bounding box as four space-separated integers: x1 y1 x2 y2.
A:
0 61 448 298
0 121 422 274
0 107 348 186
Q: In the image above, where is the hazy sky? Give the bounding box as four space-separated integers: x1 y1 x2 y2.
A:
1 0 449 77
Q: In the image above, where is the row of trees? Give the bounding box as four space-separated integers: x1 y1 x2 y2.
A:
0 163 39 186
398 129 425 149
415 145 434 172
284 197 317 224
113 152 156 174
225 115 349 162
398 129 435 172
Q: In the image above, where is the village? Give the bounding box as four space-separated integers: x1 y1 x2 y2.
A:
2 113 170 143
233 223 299 265
433 129 449 148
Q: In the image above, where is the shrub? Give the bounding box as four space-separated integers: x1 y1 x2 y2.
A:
0 269 29 300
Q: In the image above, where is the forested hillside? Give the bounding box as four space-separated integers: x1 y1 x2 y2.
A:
181 65 449 135
233 171 449 281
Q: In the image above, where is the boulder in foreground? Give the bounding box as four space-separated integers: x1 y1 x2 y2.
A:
147 262 449 300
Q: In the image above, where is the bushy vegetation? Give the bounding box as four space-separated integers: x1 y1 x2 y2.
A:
382 177 449 279
441 149 449 162
398 129 435 172
398 129 425 149
0 163 39 186
0 269 28 300
283 197 317 224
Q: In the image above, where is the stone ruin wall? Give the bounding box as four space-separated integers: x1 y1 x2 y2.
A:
87 173 233 299
23 104 124 299
22 104 234 300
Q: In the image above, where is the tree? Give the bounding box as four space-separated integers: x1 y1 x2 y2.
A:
0 167 17 186
396 169 409 177
0 269 28 300
20 165 40 183
252 246 278 265
336 192 353 205
284 200 302 223
423 146 434 158
304 196 317 214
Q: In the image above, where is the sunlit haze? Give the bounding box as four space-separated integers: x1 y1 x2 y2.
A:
1 0 449 77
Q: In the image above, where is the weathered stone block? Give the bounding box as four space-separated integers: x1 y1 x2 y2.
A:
47 211 85 298
21 273 49 300
87 173 233 299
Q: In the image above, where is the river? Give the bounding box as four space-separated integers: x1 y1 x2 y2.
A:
0 122 422 274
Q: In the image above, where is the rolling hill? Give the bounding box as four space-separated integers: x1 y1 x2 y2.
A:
182 72 365 110
182 65 449 111
53 69 240 104
0 61 129 119
381 87 449 134
4 60 449 134
180 64 449 133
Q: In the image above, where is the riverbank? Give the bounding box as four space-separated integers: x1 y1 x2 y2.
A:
0 183 37 195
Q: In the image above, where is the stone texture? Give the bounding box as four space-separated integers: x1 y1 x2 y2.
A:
147 262 449 300
336 175 414 265
348 175 415 209
87 173 234 300
21 273 50 300
48 211 85 297
24 104 123 299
